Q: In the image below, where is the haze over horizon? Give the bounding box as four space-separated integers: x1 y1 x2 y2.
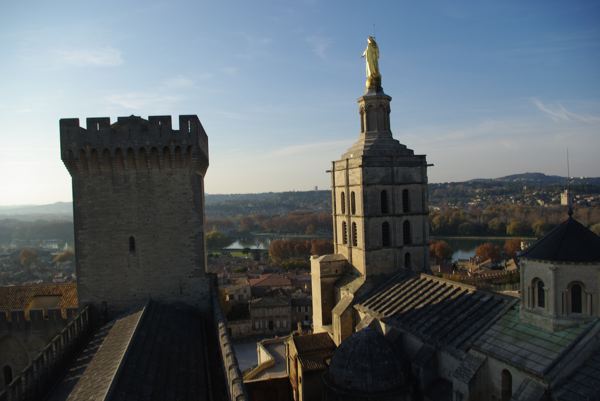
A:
1 1 599 205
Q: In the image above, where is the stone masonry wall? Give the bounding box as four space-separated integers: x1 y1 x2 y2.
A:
60 115 210 315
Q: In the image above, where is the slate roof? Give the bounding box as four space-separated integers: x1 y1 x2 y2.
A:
355 274 516 351
473 306 593 377
46 301 227 401
0 282 78 314
554 346 600 401
520 216 600 263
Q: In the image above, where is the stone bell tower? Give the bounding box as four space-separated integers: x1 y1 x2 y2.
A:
312 38 430 342
330 62 430 277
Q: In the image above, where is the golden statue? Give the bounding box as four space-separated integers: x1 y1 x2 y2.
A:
362 36 381 89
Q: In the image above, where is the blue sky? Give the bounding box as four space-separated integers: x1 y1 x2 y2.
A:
0 1 599 205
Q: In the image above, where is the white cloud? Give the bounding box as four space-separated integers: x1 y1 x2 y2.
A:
55 47 123 67
105 92 179 110
306 35 332 59
531 98 600 123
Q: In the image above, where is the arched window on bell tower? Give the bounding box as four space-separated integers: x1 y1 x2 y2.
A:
402 189 410 213
350 192 356 215
381 190 388 214
340 192 346 214
404 252 411 269
342 222 348 245
403 221 412 245
382 222 390 247
351 222 358 246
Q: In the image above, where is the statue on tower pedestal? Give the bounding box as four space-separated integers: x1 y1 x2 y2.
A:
362 36 381 91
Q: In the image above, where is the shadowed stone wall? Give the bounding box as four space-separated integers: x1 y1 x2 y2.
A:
60 115 210 316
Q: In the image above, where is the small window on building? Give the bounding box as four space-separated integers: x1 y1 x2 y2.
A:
501 369 512 401
351 192 356 215
402 189 410 213
381 190 388 214
382 222 391 247
129 236 136 254
340 192 346 214
571 283 583 313
403 221 412 245
342 222 348 244
3 365 12 386
404 252 411 269
351 222 358 246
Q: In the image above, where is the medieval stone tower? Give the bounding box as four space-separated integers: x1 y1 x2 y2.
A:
60 115 210 316
330 82 430 277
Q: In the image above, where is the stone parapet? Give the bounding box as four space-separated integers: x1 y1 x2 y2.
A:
60 115 209 176
0 306 93 401
212 286 249 401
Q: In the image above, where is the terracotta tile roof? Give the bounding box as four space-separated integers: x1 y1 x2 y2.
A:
248 274 292 288
0 283 78 313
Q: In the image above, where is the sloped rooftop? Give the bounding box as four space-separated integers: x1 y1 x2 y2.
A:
554 345 600 401
474 306 594 377
46 301 228 401
520 216 600 263
293 332 336 372
355 274 516 352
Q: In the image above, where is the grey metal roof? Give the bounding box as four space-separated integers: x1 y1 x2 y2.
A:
474 306 593 377
356 274 516 351
521 216 600 263
554 347 600 401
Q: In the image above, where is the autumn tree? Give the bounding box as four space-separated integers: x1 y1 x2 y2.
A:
429 240 453 264
475 242 501 263
53 249 74 263
503 238 521 259
19 248 38 267
310 239 333 256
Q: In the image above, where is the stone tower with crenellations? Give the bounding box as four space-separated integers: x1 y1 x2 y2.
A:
60 115 210 317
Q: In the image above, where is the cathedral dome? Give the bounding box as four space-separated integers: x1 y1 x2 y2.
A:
325 327 405 396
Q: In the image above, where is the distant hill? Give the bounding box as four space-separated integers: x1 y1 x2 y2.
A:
0 202 73 221
1 173 598 221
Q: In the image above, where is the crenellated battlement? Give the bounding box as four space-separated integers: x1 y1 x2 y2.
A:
0 307 78 331
60 115 209 175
